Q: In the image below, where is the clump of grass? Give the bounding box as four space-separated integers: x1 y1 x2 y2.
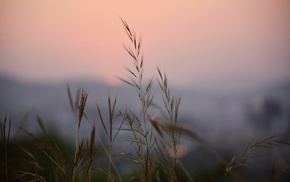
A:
118 18 200 182
17 116 70 181
224 136 290 178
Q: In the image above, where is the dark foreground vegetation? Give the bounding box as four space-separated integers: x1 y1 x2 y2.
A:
1 20 290 182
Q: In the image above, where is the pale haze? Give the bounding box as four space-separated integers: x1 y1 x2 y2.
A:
1 1 290 91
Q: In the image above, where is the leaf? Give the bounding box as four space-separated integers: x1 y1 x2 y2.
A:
67 86 74 113
125 67 137 78
117 76 135 87
149 117 163 138
41 148 68 177
161 123 205 143
36 115 48 136
97 104 108 137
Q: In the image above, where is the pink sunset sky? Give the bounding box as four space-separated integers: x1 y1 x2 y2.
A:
0 1 290 90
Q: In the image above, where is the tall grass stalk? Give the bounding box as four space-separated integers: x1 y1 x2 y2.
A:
119 18 157 181
0 114 12 182
156 67 181 165
67 87 89 181
119 18 200 181
97 93 124 182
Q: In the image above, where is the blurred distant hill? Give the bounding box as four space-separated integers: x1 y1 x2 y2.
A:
1 74 290 179
1 74 290 147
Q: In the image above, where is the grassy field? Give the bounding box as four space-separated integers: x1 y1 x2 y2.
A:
1 19 290 182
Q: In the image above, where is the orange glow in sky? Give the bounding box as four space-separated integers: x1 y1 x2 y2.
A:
0 1 290 90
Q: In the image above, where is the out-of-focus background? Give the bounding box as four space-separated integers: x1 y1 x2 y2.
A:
1 1 290 180
1 1 290 88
